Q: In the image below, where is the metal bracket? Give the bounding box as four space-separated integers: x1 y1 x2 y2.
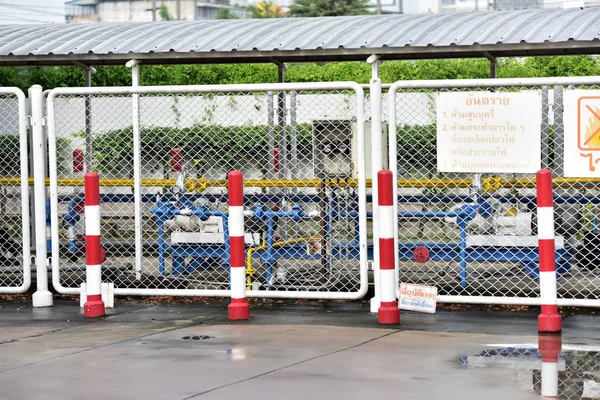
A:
483 52 498 66
126 59 140 69
270 58 288 71
71 60 97 75
366 54 379 64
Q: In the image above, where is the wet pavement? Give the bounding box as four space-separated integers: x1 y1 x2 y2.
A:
0 298 599 399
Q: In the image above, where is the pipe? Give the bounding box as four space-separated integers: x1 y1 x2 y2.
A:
368 53 383 313
0 88 30 294
5 176 600 191
245 236 320 288
129 59 143 280
31 85 53 307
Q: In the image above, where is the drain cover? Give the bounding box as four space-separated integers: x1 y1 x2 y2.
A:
182 335 214 341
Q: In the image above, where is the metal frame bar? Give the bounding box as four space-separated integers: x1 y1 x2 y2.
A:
0 87 30 294
388 75 600 307
2 41 599 67
46 81 368 300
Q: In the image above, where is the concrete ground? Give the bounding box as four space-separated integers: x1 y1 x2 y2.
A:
0 297 599 400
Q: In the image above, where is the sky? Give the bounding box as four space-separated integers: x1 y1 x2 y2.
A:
0 0 592 25
0 0 66 24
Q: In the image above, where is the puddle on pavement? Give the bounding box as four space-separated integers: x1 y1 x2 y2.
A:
459 335 600 399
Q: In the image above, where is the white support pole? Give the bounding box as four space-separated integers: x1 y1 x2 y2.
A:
84 67 96 173
31 85 53 307
127 60 143 280
368 54 383 313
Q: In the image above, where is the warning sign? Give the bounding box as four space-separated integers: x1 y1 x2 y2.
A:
437 91 542 173
564 91 600 177
398 283 438 314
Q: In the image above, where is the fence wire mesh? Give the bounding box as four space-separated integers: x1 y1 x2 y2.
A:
49 86 366 297
391 82 600 304
0 89 28 292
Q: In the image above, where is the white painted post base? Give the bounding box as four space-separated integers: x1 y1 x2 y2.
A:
32 290 53 307
80 283 114 308
370 297 381 313
370 260 381 313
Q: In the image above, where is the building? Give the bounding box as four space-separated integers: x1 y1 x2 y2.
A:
65 0 99 23
439 0 541 11
438 0 600 12
388 0 600 14
65 0 233 23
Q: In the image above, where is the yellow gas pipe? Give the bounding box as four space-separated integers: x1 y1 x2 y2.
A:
245 236 321 290
3 176 600 193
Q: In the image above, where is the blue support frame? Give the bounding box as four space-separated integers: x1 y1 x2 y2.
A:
53 191 579 288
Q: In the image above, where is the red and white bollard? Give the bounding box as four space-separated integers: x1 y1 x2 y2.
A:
170 148 183 182
537 169 561 333
377 170 400 325
84 172 105 318
228 170 250 320
71 148 85 237
538 334 561 398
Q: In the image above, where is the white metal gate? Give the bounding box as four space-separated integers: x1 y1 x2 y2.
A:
388 76 600 307
0 87 31 293
46 82 368 299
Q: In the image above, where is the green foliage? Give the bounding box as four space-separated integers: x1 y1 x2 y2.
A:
250 1 282 18
396 125 437 174
0 135 21 177
0 134 71 178
159 4 172 21
2 56 600 92
214 8 238 19
89 124 312 177
289 0 372 16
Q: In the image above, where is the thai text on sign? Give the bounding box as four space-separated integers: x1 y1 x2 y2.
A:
398 283 438 314
437 91 542 173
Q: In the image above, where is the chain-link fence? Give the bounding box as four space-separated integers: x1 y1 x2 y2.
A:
0 88 30 293
46 83 368 298
389 77 600 306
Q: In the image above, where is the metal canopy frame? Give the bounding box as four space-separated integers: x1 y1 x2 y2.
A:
1 7 600 67
0 41 598 67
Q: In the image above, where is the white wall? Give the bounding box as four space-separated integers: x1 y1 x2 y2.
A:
402 0 439 13
98 0 197 22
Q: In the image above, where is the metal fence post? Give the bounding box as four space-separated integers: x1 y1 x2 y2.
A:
553 86 564 177
127 59 143 281
368 54 383 313
31 85 53 307
171 147 183 183
70 149 85 250
84 67 95 173
267 91 275 179
228 170 249 320
541 86 549 170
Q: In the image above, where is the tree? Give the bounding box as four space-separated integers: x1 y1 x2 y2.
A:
290 0 372 17
214 8 239 19
250 1 282 18
159 4 173 21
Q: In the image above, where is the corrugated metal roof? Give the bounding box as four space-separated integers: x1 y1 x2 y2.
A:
0 7 599 66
